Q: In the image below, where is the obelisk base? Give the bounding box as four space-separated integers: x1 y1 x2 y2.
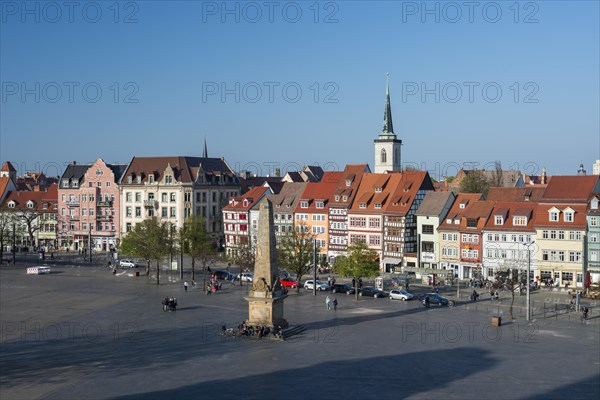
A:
245 292 288 328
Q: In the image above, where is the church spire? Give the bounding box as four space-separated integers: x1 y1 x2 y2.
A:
382 73 394 136
203 137 208 158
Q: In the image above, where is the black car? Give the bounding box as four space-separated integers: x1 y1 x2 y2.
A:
331 283 356 295
419 293 453 307
359 286 386 298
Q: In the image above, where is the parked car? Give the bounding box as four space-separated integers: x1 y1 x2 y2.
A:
237 272 254 282
389 288 413 301
280 277 298 288
303 280 329 291
331 283 355 295
214 270 235 280
419 293 453 306
119 259 139 268
359 286 386 298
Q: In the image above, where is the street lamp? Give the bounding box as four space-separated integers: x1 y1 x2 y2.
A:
524 240 536 321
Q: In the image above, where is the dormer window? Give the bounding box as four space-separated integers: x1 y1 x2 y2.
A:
136 176 142 184
300 201 309 208
359 203 366 209
495 216 503 225
72 181 78 188
243 199 249 207
374 203 381 209
591 197 599 210
563 208 574 222
26 201 34 208
466 218 477 228
459 203 466 209
316 201 324 209
548 207 560 222
446 218 452 224
165 176 173 184
8 201 15 208
342 196 348 202
345 179 352 187
335 195 340 202
513 216 527 226
149 175 154 184
127 176 132 184
62 179 69 188
375 187 382 193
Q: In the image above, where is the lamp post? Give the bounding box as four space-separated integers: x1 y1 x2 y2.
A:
524 240 535 321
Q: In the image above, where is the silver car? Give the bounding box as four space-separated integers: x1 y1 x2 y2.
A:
389 288 414 301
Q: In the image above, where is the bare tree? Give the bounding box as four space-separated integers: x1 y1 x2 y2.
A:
277 222 318 293
0 207 16 263
490 160 504 188
459 169 490 196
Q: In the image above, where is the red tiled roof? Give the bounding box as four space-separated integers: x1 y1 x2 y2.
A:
2 184 58 212
484 202 537 231
223 186 269 211
541 175 599 203
295 172 344 213
487 187 546 202
1 161 16 172
438 193 482 231
534 203 588 229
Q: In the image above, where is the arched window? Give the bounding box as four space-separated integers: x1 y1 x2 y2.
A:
381 149 387 163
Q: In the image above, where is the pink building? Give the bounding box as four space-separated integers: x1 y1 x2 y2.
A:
58 159 126 252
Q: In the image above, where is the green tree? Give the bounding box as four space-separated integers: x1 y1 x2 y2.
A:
277 222 318 293
183 215 217 289
459 170 490 196
120 217 170 285
334 241 380 300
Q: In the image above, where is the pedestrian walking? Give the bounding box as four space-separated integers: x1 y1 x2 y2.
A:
327 275 332 288
332 297 338 311
326 296 332 311
425 295 430 308
184 281 188 292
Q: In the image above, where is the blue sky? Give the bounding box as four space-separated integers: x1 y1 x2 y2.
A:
1 0 598 180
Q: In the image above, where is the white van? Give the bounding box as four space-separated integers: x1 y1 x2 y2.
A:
27 266 51 275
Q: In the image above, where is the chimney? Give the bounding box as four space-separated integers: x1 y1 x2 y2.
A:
72 161 76 166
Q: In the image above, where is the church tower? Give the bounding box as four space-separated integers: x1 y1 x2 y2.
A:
374 75 402 173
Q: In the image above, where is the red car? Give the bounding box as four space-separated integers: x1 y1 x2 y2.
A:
280 277 298 288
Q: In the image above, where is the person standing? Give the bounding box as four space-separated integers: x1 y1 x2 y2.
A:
332 297 338 311
425 295 430 308
325 296 332 311
184 281 188 292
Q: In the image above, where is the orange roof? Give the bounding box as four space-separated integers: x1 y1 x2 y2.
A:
1 161 16 172
460 200 494 231
349 171 432 216
438 193 482 231
487 187 546 202
295 172 344 213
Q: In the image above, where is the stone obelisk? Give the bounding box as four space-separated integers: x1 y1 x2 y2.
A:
245 198 288 328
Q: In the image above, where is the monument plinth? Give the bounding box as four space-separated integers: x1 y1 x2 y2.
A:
245 198 288 328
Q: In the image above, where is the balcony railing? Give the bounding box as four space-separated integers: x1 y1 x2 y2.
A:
97 200 113 207
66 201 80 207
96 215 113 222
143 200 158 209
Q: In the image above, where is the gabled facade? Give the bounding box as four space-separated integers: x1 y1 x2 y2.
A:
0 176 17 204
587 193 600 283
457 200 494 279
223 186 270 257
482 202 537 281
415 191 456 269
327 164 370 262
57 160 126 251
268 182 307 243
294 172 343 262
348 171 434 272
438 194 482 279
119 156 240 243
535 175 600 287
57 162 92 250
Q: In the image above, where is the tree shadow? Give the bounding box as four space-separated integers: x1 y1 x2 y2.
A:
523 374 600 400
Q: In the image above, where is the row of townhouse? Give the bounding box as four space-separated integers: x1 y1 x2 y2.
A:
222 166 436 271
56 156 240 252
416 176 600 286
